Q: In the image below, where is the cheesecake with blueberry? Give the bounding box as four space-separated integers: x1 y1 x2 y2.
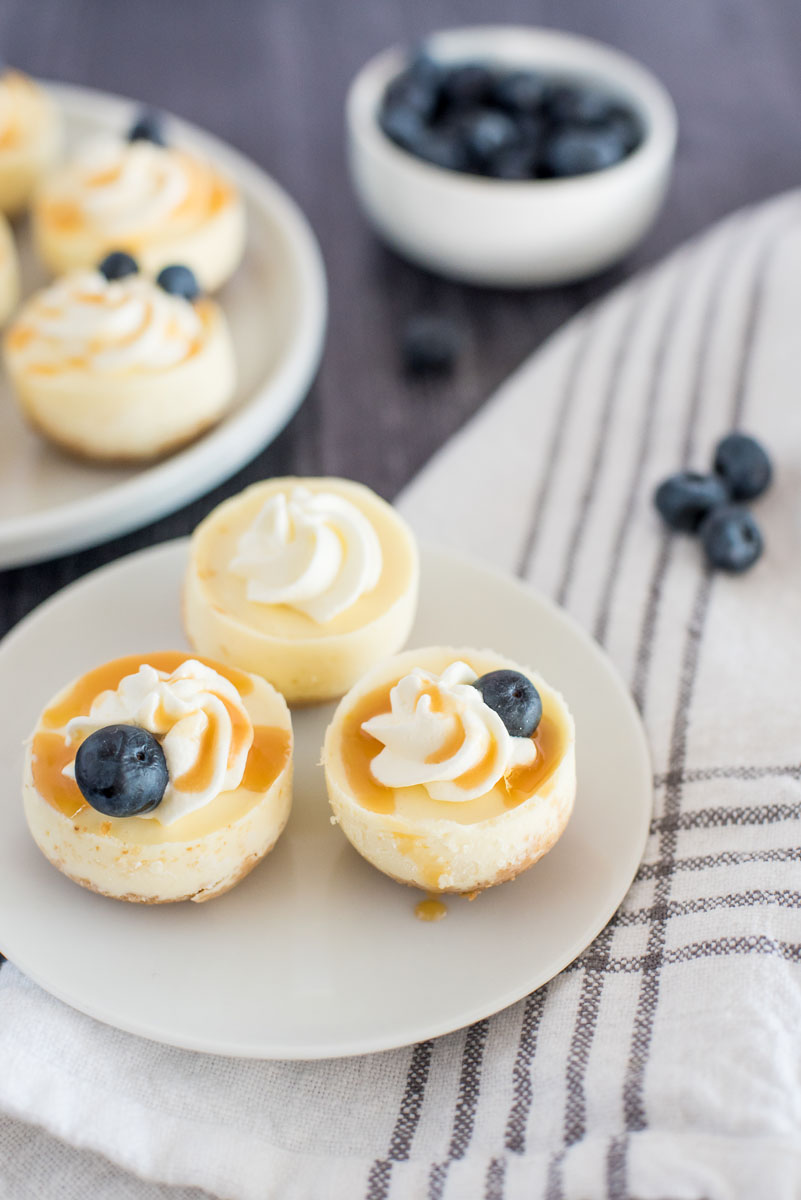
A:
323 646 576 893
3 251 235 461
32 111 244 290
0 67 62 214
23 652 293 903
184 478 420 704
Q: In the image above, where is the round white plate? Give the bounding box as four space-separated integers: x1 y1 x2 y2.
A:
0 84 327 568
0 540 651 1059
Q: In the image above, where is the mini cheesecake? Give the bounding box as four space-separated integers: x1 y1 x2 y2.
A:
0 69 62 215
32 120 244 290
0 212 19 325
24 652 293 904
3 257 235 461
323 646 576 894
184 477 420 704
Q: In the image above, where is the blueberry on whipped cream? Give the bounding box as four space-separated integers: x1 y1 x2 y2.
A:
156 263 201 301
362 661 537 803
98 249 139 280
74 724 168 817
62 660 253 824
127 109 166 146
472 669 542 738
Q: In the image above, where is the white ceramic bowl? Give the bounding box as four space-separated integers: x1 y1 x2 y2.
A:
346 26 678 287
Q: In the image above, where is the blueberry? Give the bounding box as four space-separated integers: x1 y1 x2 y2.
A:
459 108 520 170
713 432 773 501
156 264 200 301
128 110 166 146
493 70 547 115
98 250 139 281
540 125 627 177
440 62 496 111
654 471 730 533
699 505 764 573
544 83 616 126
486 142 540 180
74 725 168 817
607 106 643 154
472 670 542 738
380 103 426 152
402 314 461 375
383 56 443 123
410 129 469 172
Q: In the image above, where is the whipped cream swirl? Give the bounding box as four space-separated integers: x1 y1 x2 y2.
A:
11 269 203 372
62 660 253 824
230 486 383 623
363 662 537 803
60 136 190 236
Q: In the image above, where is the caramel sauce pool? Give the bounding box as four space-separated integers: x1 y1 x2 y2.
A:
30 652 287 820
340 674 566 817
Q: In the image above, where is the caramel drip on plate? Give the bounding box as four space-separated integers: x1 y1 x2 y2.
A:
415 896 448 922
32 651 262 818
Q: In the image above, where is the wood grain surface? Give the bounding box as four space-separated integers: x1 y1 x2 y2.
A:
1 0 800 636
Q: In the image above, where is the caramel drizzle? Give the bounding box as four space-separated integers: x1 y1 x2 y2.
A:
342 671 566 815
30 652 284 821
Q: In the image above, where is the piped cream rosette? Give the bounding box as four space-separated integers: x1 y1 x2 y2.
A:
0 211 19 325
23 652 293 903
184 478 420 703
32 133 245 290
3 263 236 461
323 647 576 894
0 69 62 214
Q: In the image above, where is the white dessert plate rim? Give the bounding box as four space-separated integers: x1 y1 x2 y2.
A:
0 538 652 1059
0 81 327 568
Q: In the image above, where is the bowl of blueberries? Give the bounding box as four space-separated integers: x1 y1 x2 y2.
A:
346 25 677 286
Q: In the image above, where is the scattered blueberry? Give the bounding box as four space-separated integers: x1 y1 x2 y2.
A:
128 110 166 146
378 51 642 180
713 432 773 501
541 126 627 177
402 314 461 376
156 263 201 301
98 250 139 281
473 670 542 738
74 725 168 818
654 472 730 533
699 505 764 573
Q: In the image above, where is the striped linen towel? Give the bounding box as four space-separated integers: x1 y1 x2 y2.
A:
2 190 800 1200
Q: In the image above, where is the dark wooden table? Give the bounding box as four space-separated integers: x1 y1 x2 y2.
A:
1 0 800 637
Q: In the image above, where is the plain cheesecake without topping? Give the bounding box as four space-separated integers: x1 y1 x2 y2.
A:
184 477 420 703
